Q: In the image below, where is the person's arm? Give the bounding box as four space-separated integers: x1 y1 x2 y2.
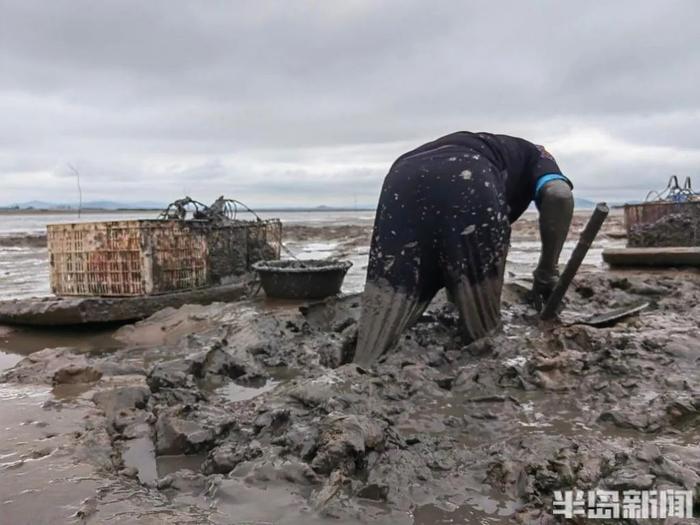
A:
532 179 574 310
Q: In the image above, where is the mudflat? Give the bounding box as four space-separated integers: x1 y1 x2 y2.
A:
2 210 698 524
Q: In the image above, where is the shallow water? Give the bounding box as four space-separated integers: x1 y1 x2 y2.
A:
0 245 50 299
0 323 123 359
0 210 376 236
0 350 22 372
156 453 206 478
0 384 103 525
413 502 518 524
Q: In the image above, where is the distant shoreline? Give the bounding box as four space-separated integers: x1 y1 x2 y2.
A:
0 201 615 217
0 208 162 216
0 207 378 216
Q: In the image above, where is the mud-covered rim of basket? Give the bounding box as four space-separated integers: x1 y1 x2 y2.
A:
252 259 353 273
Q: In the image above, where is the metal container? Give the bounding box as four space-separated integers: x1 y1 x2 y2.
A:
253 259 352 300
48 219 282 297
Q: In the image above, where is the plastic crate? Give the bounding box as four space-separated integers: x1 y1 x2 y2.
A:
47 219 282 297
247 219 283 267
624 201 700 231
624 201 700 247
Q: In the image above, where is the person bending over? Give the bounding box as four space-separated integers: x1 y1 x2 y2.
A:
354 131 573 367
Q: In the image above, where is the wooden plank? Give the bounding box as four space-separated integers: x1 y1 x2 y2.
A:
602 247 700 267
0 281 248 326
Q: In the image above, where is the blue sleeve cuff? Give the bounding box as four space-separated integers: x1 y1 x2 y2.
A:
534 173 569 199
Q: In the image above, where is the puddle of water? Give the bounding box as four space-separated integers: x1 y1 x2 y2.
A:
400 387 632 444
298 242 339 257
267 366 302 382
51 382 96 400
413 501 519 525
156 453 206 478
213 476 335 525
213 378 280 403
407 467 521 524
122 436 158 485
521 397 598 438
0 384 102 525
0 350 22 373
281 240 339 261
0 323 123 358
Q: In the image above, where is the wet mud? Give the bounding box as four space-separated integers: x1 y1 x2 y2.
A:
2 211 699 524
0 233 47 247
1 263 699 524
629 212 700 248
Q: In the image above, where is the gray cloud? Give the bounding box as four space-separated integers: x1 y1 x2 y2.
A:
1 0 699 206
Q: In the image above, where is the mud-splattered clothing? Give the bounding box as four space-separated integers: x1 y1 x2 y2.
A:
395 131 570 221
355 132 570 367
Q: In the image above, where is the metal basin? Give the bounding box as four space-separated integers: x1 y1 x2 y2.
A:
252 259 353 300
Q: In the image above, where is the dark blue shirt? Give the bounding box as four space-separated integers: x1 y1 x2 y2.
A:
395 131 572 222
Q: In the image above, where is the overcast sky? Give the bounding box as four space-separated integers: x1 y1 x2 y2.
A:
1 0 699 207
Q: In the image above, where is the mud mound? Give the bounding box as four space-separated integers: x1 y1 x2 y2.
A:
629 213 700 247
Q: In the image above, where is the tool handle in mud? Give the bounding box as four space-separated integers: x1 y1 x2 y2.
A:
540 202 609 320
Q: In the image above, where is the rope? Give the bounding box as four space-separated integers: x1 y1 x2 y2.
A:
280 241 302 262
157 196 210 220
158 195 307 265
645 175 698 202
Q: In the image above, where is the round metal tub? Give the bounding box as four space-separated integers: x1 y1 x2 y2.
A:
252 259 353 300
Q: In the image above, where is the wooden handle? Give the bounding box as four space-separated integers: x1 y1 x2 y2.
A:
540 202 610 320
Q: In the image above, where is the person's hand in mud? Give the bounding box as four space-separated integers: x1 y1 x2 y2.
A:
530 267 558 312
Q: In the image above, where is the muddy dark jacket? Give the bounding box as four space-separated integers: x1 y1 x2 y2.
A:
394 131 572 223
